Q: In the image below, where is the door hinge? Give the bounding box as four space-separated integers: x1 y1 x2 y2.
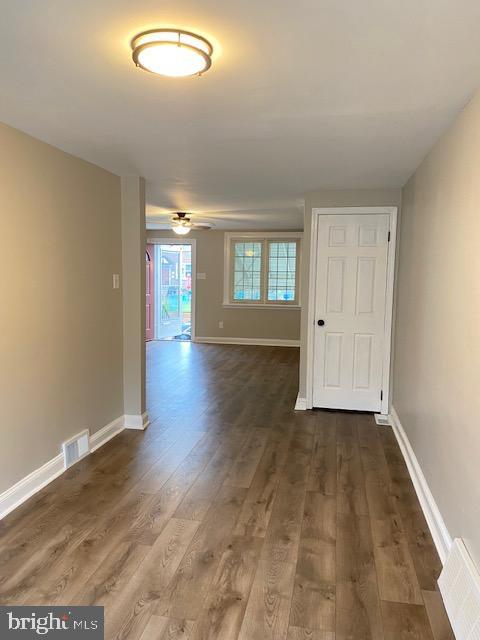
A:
380 390 383 401
387 231 391 242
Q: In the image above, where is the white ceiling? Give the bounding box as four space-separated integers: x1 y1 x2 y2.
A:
1 1 480 230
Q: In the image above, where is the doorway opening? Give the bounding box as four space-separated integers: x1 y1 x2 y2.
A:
146 242 193 341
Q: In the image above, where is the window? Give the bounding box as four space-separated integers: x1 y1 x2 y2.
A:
267 241 297 302
225 233 301 306
233 241 263 301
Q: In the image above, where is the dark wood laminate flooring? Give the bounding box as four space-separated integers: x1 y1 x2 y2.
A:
0 342 454 640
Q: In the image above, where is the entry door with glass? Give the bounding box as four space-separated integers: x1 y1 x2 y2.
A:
154 244 192 340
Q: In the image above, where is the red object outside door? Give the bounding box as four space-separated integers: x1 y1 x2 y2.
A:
146 244 154 341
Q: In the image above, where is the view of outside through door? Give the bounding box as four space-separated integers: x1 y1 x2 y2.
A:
146 243 192 341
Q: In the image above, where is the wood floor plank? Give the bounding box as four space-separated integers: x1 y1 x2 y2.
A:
381 600 434 640
289 492 336 633
125 433 226 546
336 512 384 640
365 480 423 605
224 428 270 488
138 616 194 640
1 478 165 605
236 424 312 640
378 426 408 469
156 486 247 621
237 558 296 640
422 591 455 640
173 432 249 521
234 423 293 538
136 430 207 493
262 424 313 564
307 412 336 495
336 414 369 516
391 479 442 591
357 414 390 486
287 627 336 640
104 517 199 640
137 615 169 640
189 535 263 640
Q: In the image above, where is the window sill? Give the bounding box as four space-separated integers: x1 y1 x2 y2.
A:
222 303 301 310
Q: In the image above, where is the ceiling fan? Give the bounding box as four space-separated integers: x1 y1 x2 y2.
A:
170 212 213 235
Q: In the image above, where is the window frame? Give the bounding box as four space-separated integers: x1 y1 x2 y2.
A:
224 232 302 308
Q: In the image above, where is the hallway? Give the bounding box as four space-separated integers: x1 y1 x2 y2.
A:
0 342 452 639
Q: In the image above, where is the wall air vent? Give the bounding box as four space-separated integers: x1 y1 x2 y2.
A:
439 538 480 640
62 429 90 469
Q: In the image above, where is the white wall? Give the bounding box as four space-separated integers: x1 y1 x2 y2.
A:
393 90 480 567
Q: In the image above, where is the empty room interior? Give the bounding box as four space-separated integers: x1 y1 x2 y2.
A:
1 2 480 639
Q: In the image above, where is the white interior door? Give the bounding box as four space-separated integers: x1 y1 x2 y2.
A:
312 214 391 411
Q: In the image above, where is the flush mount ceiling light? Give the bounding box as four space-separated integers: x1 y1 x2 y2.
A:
131 29 213 77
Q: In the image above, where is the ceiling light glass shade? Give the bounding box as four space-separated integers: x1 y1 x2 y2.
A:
132 29 213 77
172 224 191 235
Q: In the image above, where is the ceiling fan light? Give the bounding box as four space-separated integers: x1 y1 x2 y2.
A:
131 29 213 77
172 224 191 235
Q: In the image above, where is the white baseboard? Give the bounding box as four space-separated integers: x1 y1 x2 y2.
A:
90 416 125 452
294 396 307 410
0 454 65 521
194 336 300 347
124 411 150 430
389 406 452 565
0 414 126 520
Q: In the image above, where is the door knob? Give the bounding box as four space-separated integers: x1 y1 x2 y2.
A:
317 319 325 326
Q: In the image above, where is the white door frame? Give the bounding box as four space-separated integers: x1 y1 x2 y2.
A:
146 237 197 341
305 206 398 414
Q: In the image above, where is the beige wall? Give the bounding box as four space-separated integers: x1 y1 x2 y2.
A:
298 188 402 398
393 91 480 567
147 230 301 341
0 123 123 492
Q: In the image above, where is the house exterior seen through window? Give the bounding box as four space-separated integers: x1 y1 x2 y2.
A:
225 233 301 307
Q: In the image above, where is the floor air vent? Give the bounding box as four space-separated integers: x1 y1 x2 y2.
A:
62 429 90 469
438 538 480 640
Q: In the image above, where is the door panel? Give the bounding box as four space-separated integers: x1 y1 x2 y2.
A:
353 333 373 389
326 258 346 313
355 257 376 314
324 333 343 387
312 214 390 411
